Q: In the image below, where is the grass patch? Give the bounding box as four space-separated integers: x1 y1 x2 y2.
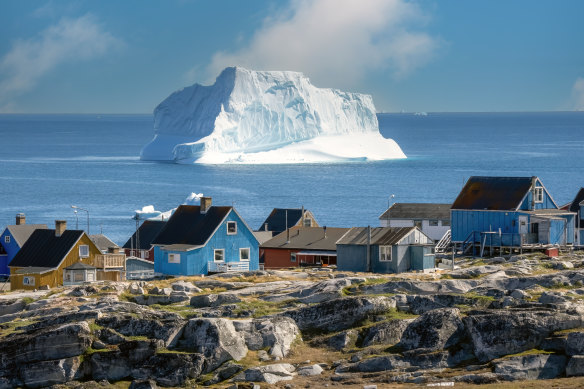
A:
21 297 35 305
149 303 198 319
501 349 554 359
233 298 297 318
554 327 584 335
89 321 103 332
156 347 195 355
0 319 37 337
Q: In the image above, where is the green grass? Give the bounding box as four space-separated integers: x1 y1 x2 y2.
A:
501 349 554 359
233 298 297 318
0 319 37 337
149 303 198 319
89 321 103 332
21 297 34 305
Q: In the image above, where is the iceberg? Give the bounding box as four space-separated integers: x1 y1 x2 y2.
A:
140 67 406 164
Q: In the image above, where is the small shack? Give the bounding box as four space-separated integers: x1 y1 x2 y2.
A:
63 262 97 285
336 226 435 274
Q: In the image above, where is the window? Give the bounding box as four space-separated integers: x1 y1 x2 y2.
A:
74 272 84 282
23 276 35 286
240 248 250 261
214 249 224 262
168 253 180 263
534 187 544 203
429 220 439 226
227 221 237 235
379 246 392 262
145 251 149 259
87 272 94 282
79 245 89 258
414 220 422 228
290 252 297 262
303 218 312 227
442 220 451 226
4 236 10 244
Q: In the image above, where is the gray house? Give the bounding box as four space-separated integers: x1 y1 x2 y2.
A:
336 226 435 274
379 203 451 241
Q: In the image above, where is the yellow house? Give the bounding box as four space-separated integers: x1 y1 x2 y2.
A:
9 221 125 290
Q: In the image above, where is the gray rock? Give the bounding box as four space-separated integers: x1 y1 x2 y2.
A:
97 328 126 345
136 353 205 386
129 380 158 389
96 312 185 347
399 308 465 351
361 319 412 348
190 293 241 308
291 278 352 304
203 361 243 385
510 289 531 300
128 283 144 295
566 355 584 377
538 291 568 304
92 340 107 350
180 318 248 372
148 287 171 296
234 363 296 384
494 354 567 380
0 322 91 367
454 373 499 384
257 350 271 362
171 281 202 293
194 280 237 290
233 316 299 359
555 261 575 270
566 332 584 355
19 356 82 388
69 286 99 297
297 364 323 376
464 310 582 362
281 296 395 332
326 330 358 350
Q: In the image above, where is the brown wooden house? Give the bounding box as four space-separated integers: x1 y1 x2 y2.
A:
260 226 349 269
9 221 125 290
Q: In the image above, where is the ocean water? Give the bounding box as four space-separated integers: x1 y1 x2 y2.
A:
0 112 583 245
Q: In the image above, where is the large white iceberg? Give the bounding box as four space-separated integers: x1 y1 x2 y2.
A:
140 67 406 164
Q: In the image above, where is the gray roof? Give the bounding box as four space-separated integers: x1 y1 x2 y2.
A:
90 234 118 252
13 267 53 275
5 224 48 247
64 262 96 270
337 227 417 246
379 203 451 220
253 231 274 245
261 226 349 251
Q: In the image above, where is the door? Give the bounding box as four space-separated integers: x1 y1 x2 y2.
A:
518 216 528 234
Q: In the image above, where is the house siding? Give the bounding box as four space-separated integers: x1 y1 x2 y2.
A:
10 234 101 290
519 179 556 210
451 210 520 242
0 229 21 277
155 210 258 276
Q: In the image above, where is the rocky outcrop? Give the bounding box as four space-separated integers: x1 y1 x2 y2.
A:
233 316 299 359
360 319 412 347
190 293 241 308
399 308 466 351
233 363 296 384
494 354 567 380
281 296 395 331
179 318 247 372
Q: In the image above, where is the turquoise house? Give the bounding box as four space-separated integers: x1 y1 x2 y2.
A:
451 176 575 249
336 226 435 274
153 198 259 276
0 214 47 278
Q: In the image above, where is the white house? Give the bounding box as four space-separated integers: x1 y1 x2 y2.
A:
379 203 451 242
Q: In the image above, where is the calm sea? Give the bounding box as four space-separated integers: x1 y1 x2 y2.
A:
0 112 583 245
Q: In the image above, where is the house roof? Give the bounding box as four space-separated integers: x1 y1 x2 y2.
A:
379 203 451 220
451 176 536 211
90 234 118 252
261 226 349 251
152 205 232 247
568 188 584 214
258 208 307 233
64 262 96 270
10 229 85 269
337 227 417 246
122 220 167 250
4 224 48 247
13 267 53 275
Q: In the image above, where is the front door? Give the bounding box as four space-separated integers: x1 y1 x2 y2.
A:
518 216 528 234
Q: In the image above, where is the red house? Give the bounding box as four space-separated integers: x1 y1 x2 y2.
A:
261 226 349 269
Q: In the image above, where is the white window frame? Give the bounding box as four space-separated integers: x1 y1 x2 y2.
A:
214 249 225 262
303 218 312 227
168 253 180 263
534 187 544 203
379 245 392 262
79 245 89 258
4 236 10 244
290 252 297 262
240 248 250 261
227 221 237 235
23 276 35 286
429 220 439 227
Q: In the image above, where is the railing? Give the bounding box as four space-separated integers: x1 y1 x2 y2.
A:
94 254 126 269
127 270 155 280
207 261 249 273
435 229 451 253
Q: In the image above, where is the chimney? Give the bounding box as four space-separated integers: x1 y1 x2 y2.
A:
55 220 67 237
200 197 212 214
264 223 268 231
15 213 25 225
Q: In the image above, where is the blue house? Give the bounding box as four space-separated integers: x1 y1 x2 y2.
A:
0 214 47 279
152 197 259 276
336 226 435 274
451 176 575 250
564 187 584 247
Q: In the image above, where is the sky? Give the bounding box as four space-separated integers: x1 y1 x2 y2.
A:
0 0 583 113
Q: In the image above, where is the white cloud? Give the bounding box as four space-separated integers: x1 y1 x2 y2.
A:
206 0 439 88
0 14 121 102
571 77 584 111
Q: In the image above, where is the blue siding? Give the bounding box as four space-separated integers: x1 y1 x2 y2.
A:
451 210 520 242
519 179 557 210
155 210 259 276
126 258 155 273
0 229 23 277
337 244 433 274
337 245 368 272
